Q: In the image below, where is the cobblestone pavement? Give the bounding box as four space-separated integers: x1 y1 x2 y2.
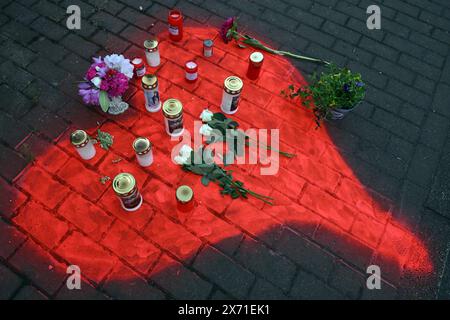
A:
1 0 450 300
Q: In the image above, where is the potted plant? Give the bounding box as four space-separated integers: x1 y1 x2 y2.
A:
282 64 366 127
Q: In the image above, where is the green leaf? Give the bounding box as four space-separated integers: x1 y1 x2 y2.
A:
213 113 227 121
99 91 110 113
201 175 210 186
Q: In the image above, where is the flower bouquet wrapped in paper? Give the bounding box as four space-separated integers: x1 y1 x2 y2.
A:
78 54 134 114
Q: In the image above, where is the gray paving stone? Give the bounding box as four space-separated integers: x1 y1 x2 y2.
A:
193 245 255 299
0 263 23 300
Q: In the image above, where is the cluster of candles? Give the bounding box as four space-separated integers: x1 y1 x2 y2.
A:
71 9 266 213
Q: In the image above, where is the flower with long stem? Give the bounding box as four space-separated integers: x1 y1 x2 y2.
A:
220 17 330 65
175 145 274 205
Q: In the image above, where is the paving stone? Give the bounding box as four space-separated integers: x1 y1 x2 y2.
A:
249 278 289 300
407 144 440 189
23 105 68 140
0 263 23 299
14 200 69 249
432 83 450 118
103 264 165 300
0 218 27 259
398 209 450 298
9 239 67 295
61 34 100 60
274 228 335 281
0 144 29 182
0 111 31 148
235 237 296 292
419 113 450 150
427 139 450 219
27 57 68 87
329 261 365 299
0 39 37 68
372 108 421 143
290 270 345 299
150 254 213 300
30 37 69 62
30 17 68 41
3 1 39 25
56 281 110 300
118 7 155 30
1 20 39 45
32 0 67 22
372 56 415 85
13 285 48 300
193 245 255 299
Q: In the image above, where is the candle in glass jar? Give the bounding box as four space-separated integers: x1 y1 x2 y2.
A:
144 39 160 67
131 57 146 77
246 52 264 80
112 173 143 212
203 39 213 57
221 76 243 114
70 129 96 160
176 185 195 212
185 60 198 82
168 9 183 42
133 137 153 167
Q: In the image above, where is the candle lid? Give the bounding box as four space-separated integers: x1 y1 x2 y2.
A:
185 61 197 70
169 9 182 20
141 74 158 89
176 185 193 203
250 52 264 63
162 99 183 118
203 39 213 47
113 173 136 195
224 76 243 93
144 39 158 52
70 129 89 148
133 137 152 155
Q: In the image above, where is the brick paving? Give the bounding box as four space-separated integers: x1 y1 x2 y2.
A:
1 0 450 300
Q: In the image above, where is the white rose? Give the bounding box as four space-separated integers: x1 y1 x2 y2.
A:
199 108 214 122
179 145 193 158
90 77 102 88
199 124 214 137
174 155 188 165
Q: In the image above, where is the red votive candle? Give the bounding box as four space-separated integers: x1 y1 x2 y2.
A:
168 9 183 42
185 60 198 83
246 51 264 80
131 57 146 78
176 185 195 212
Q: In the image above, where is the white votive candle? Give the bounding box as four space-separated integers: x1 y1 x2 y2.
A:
133 137 153 167
71 130 96 160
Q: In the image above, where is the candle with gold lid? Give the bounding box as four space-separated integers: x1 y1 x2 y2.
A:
133 137 153 167
112 173 143 212
162 98 184 137
144 39 160 67
70 129 96 160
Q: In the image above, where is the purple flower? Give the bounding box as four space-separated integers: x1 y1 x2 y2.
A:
343 84 350 93
92 56 103 64
356 81 365 87
78 83 99 105
220 17 235 43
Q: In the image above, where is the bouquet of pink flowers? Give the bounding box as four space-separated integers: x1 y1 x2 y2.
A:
78 54 134 113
